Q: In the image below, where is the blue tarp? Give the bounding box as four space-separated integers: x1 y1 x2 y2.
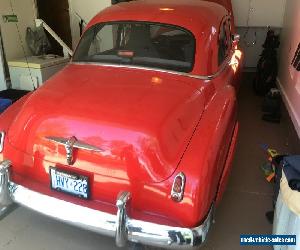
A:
0 98 12 113
283 155 300 191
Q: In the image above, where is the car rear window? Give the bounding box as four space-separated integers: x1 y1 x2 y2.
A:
73 21 195 73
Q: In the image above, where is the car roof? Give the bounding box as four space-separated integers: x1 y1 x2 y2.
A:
87 0 228 38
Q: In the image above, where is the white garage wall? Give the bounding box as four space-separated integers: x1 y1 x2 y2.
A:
232 0 286 27
0 0 37 61
232 0 286 68
277 0 300 138
68 0 111 49
237 27 282 69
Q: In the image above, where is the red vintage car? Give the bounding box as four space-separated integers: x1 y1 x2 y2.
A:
0 0 242 249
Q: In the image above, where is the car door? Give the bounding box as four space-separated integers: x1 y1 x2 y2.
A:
227 18 243 92
214 17 233 90
217 17 242 92
212 17 238 195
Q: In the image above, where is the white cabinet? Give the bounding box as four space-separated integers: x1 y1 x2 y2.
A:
8 55 69 91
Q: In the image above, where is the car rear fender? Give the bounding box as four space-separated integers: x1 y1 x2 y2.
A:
175 84 237 224
0 94 32 161
215 121 239 204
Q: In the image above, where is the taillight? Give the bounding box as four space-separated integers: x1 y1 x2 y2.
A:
171 172 186 202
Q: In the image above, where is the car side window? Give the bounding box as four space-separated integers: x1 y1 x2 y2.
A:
88 25 116 56
73 22 195 73
227 19 233 49
218 19 230 66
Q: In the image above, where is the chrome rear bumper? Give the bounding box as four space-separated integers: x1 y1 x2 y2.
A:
0 160 212 249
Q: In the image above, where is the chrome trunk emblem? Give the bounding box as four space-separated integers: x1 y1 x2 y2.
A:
65 136 77 165
46 136 103 165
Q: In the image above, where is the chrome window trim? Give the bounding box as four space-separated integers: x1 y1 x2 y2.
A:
0 132 5 153
70 51 233 81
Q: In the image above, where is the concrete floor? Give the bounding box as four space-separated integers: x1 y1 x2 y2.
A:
0 73 299 250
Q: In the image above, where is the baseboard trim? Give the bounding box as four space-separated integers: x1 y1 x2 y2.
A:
277 77 300 139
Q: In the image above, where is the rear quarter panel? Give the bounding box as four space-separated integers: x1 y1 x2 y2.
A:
131 83 238 228
174 83 237 226
0 94 32 162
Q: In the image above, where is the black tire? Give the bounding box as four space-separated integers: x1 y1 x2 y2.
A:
128 243 146 250
128 243 160 250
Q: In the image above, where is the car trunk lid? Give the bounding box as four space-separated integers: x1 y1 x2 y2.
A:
8 64 205 183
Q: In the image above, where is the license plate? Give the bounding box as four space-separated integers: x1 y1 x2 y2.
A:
50 167 90 199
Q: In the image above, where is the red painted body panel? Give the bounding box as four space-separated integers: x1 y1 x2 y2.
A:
206 0 235 28
216 122 239 204
7 65 205 184
0 0 241 228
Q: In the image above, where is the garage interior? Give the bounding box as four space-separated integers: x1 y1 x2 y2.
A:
0 0 300 250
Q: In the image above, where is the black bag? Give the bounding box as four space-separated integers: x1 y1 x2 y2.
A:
262 30 280 49
262 89 282 123
253 29 280 96
26 26 51 56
